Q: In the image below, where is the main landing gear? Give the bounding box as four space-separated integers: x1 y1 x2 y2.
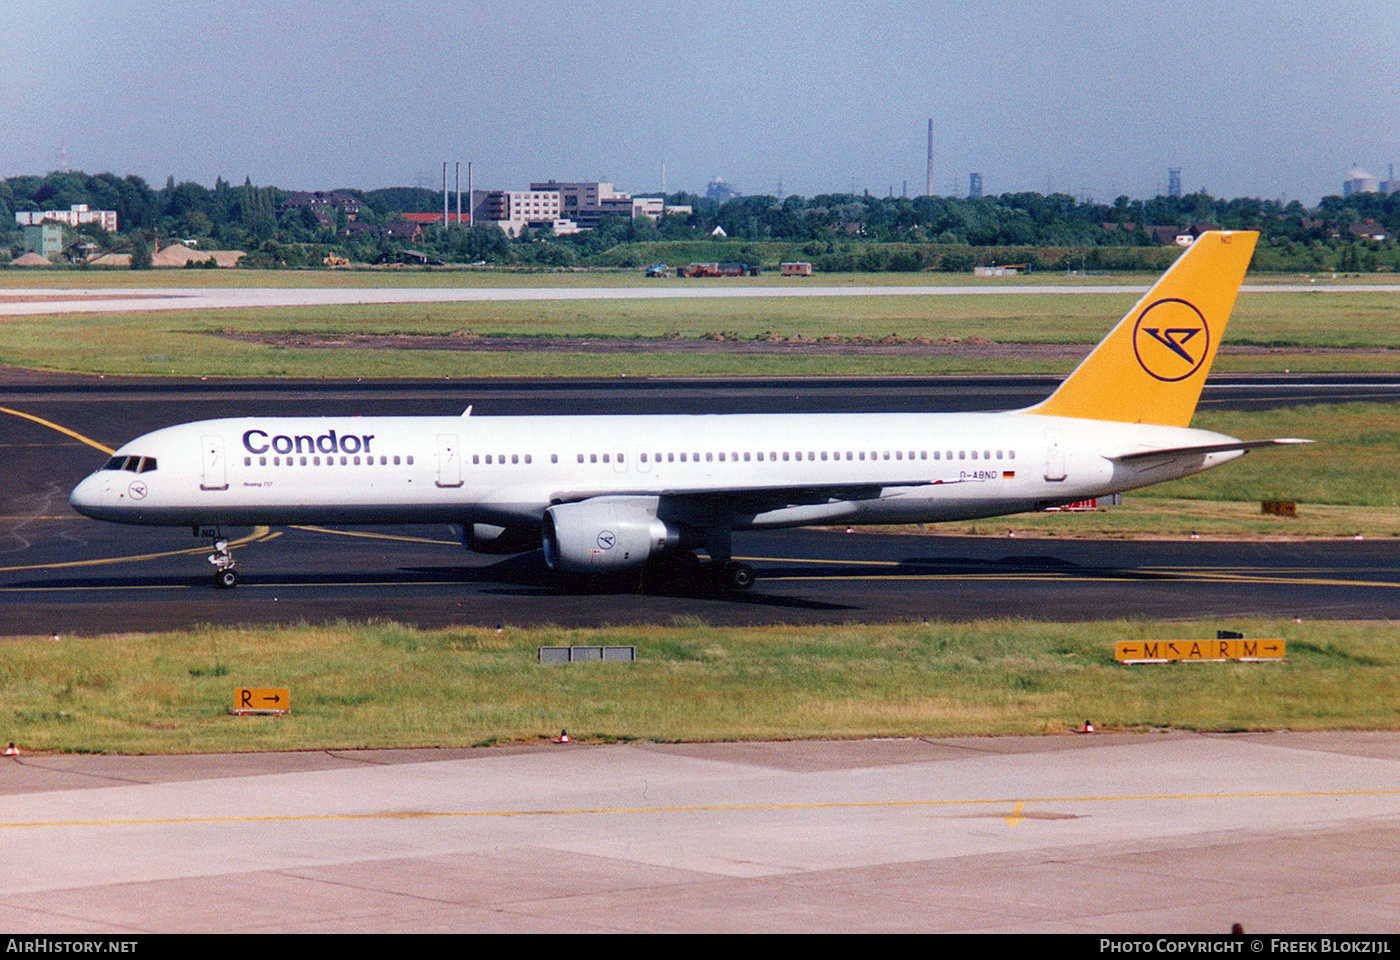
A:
642 553 756 593
722 560 756 591
203 529 238 588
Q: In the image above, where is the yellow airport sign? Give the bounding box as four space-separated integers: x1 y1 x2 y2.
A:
232 688 291 714
1116 639 1285 664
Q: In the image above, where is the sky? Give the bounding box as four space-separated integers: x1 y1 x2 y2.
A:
3 0 1397 204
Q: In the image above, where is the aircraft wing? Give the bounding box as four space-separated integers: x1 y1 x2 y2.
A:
548 477 954 512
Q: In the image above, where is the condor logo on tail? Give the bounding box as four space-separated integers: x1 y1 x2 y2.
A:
1132 298 1209 382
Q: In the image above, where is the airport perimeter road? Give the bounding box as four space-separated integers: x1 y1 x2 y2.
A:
3 282 1400 317
2 733 1399 932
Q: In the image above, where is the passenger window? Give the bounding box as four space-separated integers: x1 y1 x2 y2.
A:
393 456 400 465
244 457 252 467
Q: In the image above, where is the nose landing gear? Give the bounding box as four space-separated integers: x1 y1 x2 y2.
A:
204 530 238 588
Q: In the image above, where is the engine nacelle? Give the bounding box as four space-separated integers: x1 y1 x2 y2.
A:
457 523 541 555
542 498 677 574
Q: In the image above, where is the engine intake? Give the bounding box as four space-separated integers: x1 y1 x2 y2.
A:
542 498 677 573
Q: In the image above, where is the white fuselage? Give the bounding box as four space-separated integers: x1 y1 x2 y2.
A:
69 411 1243 531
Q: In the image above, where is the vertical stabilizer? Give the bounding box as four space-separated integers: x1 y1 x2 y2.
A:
1025 230 1257 427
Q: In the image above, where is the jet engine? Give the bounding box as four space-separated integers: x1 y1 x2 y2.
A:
457 522 541 555
541 498 678 574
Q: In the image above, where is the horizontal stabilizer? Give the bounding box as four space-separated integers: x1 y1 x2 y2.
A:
1112 438 1312 463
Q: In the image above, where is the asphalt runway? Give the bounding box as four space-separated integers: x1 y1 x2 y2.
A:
3 373 1399 635
4 732 1400 932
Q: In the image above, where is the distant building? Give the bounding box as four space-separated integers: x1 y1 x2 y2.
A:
1347 219 1388 241
21 222 65 259
528 181 668 230
969 172 983 198
469 188 578 237
1167 168 1182 198
1343 167 1380 196
1381 165 1400 195
15 203 117 233
277 191 364 228
706 178 740 202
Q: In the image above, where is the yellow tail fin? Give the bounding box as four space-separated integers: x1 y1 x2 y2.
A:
1025 230 1257 427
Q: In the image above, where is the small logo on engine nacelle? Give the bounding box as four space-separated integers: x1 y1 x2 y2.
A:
596 531 616 550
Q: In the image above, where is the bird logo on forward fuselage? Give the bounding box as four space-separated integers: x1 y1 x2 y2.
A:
1132 298 1210 381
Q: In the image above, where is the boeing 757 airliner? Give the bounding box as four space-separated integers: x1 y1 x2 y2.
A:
70 230 1305 590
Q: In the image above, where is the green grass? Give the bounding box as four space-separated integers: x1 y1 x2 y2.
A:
2 285 1399 378
4 618 1397 754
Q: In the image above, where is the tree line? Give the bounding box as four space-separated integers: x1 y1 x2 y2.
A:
3 170 1397 271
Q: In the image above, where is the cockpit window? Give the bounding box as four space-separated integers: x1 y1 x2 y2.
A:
102 455 157 473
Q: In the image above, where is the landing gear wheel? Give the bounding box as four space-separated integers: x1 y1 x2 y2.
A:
216 569 238 589
724 561 756 591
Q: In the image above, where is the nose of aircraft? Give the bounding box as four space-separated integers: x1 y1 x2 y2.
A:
69 471 109 518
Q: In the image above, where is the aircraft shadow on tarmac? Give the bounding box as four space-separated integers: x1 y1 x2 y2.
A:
16 550 1175 604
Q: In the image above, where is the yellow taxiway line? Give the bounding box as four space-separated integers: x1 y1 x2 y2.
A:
3 786 1398 831
0 526 274 573
0 406 114 455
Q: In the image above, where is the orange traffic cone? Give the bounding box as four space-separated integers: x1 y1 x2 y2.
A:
1078 720 1096 734
4 742 18 756
555 729 571 744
